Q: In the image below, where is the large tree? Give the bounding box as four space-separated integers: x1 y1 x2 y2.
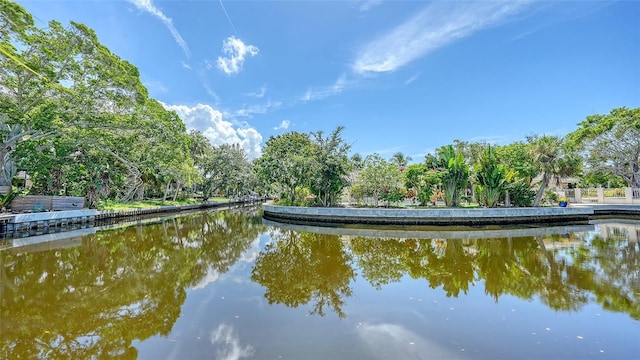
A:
357 153 403 207
1 2 196 205
308 126 351 207
200 143 253 200
528 135 581 206
254 132 315 203
568 107 640 188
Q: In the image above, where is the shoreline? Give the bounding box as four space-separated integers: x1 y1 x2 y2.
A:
262 203 640 227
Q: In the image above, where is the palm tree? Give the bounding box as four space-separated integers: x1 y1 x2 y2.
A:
391 152 412 169
528 135 581 206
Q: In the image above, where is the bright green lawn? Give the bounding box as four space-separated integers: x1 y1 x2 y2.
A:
98 197 229 211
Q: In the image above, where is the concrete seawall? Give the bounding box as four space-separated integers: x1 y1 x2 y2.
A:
262 204 595 226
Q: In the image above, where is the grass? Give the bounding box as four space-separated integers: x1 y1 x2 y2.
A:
98 197 229 211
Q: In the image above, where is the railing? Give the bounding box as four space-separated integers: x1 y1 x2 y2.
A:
558 187 640 205
604 188 626 198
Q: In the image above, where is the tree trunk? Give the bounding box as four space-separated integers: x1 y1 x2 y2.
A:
533 174 550 207
163 181 171 202
173 181 180 201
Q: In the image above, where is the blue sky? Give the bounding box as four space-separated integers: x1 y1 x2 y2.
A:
16 0 640 160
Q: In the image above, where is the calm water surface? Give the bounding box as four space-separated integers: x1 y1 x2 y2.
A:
1 207 639 359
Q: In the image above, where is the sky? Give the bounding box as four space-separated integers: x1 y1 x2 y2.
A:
15 0 640 161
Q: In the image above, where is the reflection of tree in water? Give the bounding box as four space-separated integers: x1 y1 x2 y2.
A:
256 224 639 320
251 230 355 318
567 228 640 319
0 208 263 359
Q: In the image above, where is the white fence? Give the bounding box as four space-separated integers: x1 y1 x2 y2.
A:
561 187 640 205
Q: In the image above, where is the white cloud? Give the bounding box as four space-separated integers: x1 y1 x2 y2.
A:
274 120 290 130
181 61 192 70
126 0 191 57
246 85 267 98
192 268 220 290
404 73 420 86
211 324 254 360
353 1 531 74
162 103 263 159
357 323 455 359
359 0 383 12
300 74 349 101
217 36 259 75
143 79 168 94
234 100 282 118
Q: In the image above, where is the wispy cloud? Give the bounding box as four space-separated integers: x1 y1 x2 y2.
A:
143 79 168 95
217 36 259 75
353 1 531 74
468 135 506 144
211 324 254 360
218 0 239 34
126 0 191 58
359 0 383 12
404 73 420 86
300 74 349 102
233 100 282 118
246 85 267 98
274 120 290 130
181 61 192 70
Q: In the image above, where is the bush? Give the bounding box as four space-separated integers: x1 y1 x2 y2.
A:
507 182 535 207
379 186 406 206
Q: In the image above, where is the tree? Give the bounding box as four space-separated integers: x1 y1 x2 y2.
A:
494 142 537 185
0 5 165 204
428 145 469 207
251 229 355 318
254 132 314 203
528 135 582 206
391 152 412 169
200 143 253 199
475 145 513 207
403 163 441 206
568 107 640 188
308 126 351 207
357 153 403 207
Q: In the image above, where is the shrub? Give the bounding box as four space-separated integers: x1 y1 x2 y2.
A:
507 182 535 207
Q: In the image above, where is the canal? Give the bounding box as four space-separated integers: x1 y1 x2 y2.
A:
1 207 638 359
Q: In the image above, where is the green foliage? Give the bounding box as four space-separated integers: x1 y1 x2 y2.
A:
404 163 441 206
1 4 195 206
308 127 351 207
429 145 469 207
474 145 512 207
544 189 559 204
494 142 538 184
391 152 412 168
379 186 407 206
527 134 582 206
198 143 254 200
254 132 314 204
568 107 640 188
579 170 626 188
0 185 18 209
506 182 535 207
356 153 403 207
348 183 367 206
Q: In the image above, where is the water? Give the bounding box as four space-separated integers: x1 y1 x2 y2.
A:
1 207 638 359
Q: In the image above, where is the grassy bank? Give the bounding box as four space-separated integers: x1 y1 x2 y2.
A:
98 198 229 211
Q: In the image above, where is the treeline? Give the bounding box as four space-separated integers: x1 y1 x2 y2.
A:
259 107 638 208
1 1 638 208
